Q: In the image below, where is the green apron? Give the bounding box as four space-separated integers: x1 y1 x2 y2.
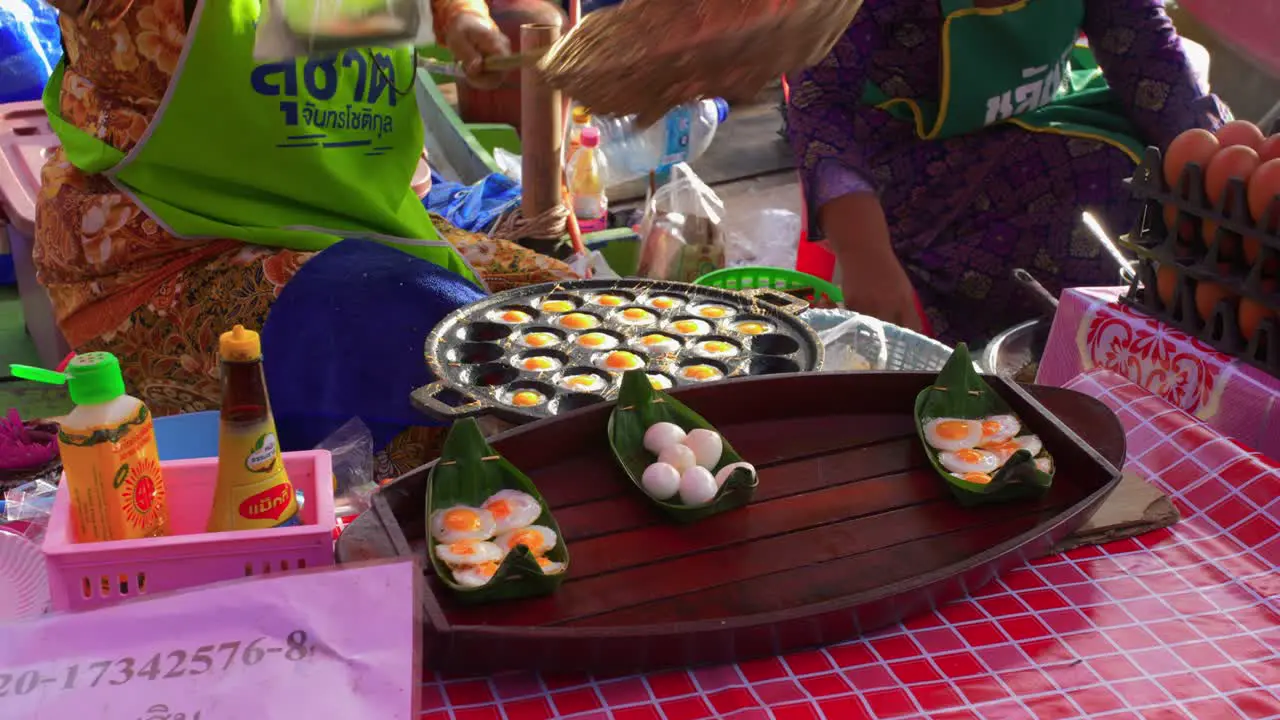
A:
42 0 483 288
862 0 1145 162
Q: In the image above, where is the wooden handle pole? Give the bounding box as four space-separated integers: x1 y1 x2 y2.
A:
520 23 562 222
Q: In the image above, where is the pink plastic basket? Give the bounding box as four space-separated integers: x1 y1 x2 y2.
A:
42 450 336 612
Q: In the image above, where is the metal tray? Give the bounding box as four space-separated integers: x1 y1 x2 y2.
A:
414 279 823 423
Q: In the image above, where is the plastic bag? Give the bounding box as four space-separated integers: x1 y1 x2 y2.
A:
818 313 889 372
254 0 434 61
725 207 802 270
635 163 726 283
0 0 63 104
314 417 379 519
3 477 57 544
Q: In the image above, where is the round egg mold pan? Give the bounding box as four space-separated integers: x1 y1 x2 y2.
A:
1117 145 1280 378
415 279 825 423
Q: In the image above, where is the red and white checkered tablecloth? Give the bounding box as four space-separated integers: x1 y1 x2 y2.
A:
419 369 1280 720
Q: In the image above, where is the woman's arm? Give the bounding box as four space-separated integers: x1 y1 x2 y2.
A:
431 0 495 42
1083 0 1230 149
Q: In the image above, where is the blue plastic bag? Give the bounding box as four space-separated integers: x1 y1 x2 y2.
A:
0 0 63 105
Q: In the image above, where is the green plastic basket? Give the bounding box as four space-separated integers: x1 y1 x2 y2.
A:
693 267 844 307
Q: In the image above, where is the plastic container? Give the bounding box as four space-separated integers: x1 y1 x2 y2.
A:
594 98 729 186
1116 145 1280 378
567 126 608 234
563 106 592 165
695 266 844 308
43 450 335 612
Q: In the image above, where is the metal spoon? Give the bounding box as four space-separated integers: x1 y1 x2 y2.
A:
1081 211 1136 283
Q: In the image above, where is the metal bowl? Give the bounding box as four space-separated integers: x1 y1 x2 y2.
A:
981 319 1046 380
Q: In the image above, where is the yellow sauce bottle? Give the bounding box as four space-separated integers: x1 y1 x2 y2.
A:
11 353 168 543
208 325 301 532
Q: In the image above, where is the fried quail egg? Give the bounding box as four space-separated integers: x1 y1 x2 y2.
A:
482 489 543 533
591 294 628 307
1034 456 1054 474
560 373 608 393
490 308 532 324
695 339 740 359
641 462 682 500
733 320 772 336
430 506 497 544
978 414 1022 446
669 318 712 336
540 299 575 313
922 418 984 452
576 332 618 350
536 557 567 575
637 334 681 354
435 539 504 567
559 312 601 330
648 374 673 390
955 471 994 486
938 448 1001 475
1013 434 1043 457
453 561 500 588
618 307 657 326
683 429 723 469
520 331 560 348
509 389 547 408
644 421 687 454
714 462 756 487
647 295 682 310
678 466 719 506
693 304 735 320
495 525 557 556
680 364 724 382
518 355 562 372
985 435 1044 464
598 350 645 372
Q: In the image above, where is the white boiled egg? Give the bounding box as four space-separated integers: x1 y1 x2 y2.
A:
453 561 500 588
695 339 740 359
715 462 756 487
679 466 719 506
978 414 1022 446
430 506 497 544
1035 456 1054 474
658 444 698 473
576 332 618 350
922 418 984 452
641 462 682 500
938 448 1001 475
435 540 503 567
495 525 558 556
482 489 543 534
669 318 712 336
520 331 560 349
536 557 567 575
617 307 657 326
644 422 687 455
490 308 532 325
560 373 608 393
683 429 723 469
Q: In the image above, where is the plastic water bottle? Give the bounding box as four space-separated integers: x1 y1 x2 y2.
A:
567 127 609 233
594 98 730 186
563 106 593 165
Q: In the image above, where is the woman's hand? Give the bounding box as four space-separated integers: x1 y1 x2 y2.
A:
820 192 925 332
444 13 512 90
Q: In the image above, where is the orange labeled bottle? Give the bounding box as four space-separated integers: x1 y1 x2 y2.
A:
208 325 300 532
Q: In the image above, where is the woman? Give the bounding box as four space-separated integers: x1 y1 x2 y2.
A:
787 0 1230 345
35 0 578 473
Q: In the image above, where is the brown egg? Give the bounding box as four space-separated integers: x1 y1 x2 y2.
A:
1238 297 1277 343
1260 135 1280 164
1194 276 1235 324
1216 120 1266 150
1244 159 1280 270
1156 264 1181 310
1203 146 1261 245
1162 129 1220 245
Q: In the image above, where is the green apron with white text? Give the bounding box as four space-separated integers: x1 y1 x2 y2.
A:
862 0 1146 162
42 0 483 288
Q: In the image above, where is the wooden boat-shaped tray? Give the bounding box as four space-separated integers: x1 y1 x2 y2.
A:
337 373 1125 675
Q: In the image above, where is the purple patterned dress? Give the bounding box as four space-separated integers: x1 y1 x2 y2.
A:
786 0 1230 345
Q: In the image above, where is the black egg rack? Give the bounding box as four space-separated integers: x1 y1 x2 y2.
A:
1116 143 1280 378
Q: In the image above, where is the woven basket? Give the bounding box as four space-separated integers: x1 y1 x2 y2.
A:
538 0 863 124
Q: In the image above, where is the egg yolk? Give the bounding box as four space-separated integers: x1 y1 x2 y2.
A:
524 357 554 371
565 376 597 390
954 449 985 463
443 509 481 531
579 334 608 347
985 440 1020 454
642 334 668 345
448 540 481 555
512 391 543 407
562 314 596 329
981 420 1003 437
542 300 573 313
935 420 974 440
605 352 640 369
485 499 513 520
536 557 557 570
674 321 701 334
506 529 545 552
524 333 555 347
472 561 500 579
683 365 719 380
960 472 993 485
736 322 766 335
699 306 728 318
500 311 529 323
597 295 625 306
702 341 733 353
651 297 676 309
649 377 668 389
623 308 651 321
